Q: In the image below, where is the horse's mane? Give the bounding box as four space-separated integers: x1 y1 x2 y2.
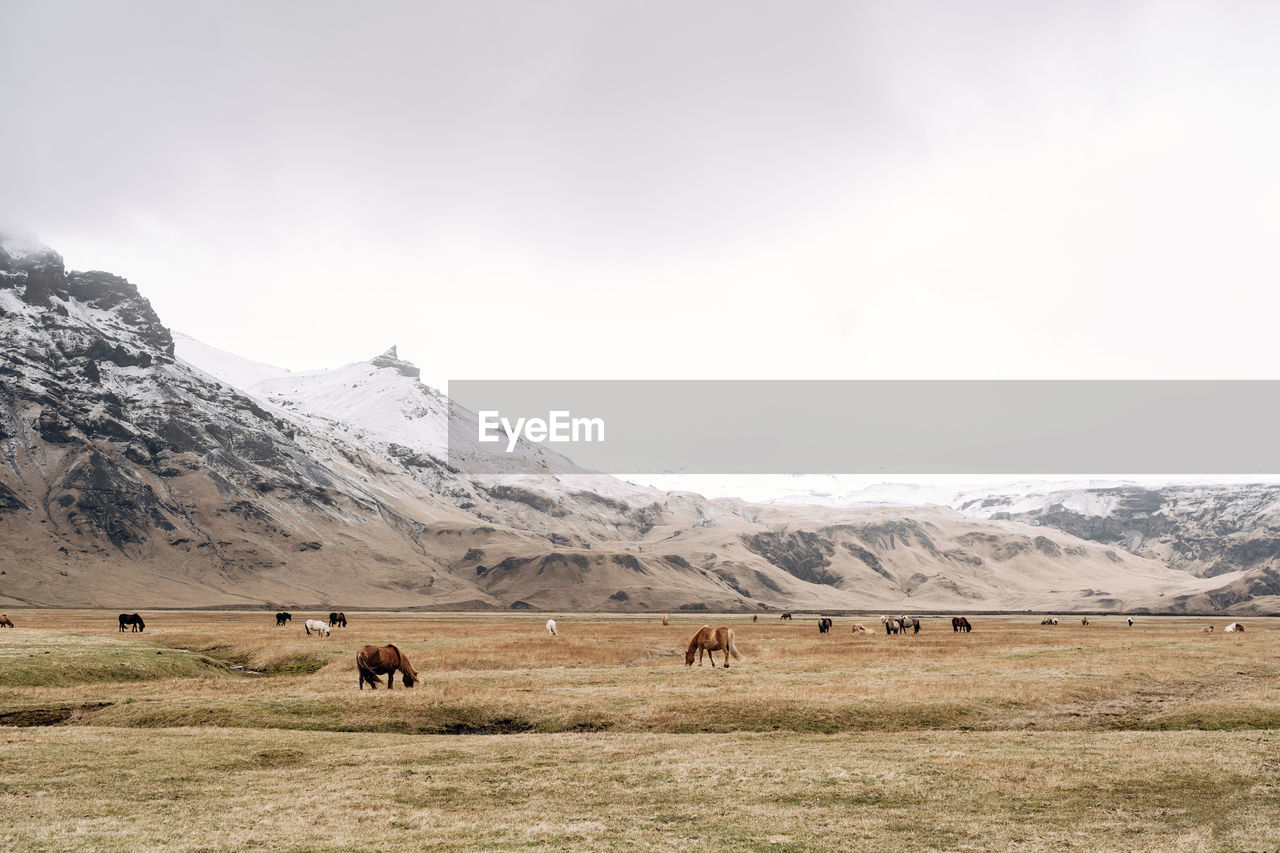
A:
685 627 708 656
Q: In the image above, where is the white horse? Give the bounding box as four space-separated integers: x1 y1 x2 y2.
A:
305 619 330 637
1225 622 1244 633
546 619 557 636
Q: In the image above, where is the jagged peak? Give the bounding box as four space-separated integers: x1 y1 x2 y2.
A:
370 344 421 378
0 233 63 271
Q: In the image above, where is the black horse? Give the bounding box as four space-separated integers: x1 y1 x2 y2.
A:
818 617 833 634
329 611 347 628
275 612 292 626
118 613 145 633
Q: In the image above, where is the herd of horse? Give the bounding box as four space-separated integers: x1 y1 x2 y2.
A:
273 611 347 633
32 609 1255 690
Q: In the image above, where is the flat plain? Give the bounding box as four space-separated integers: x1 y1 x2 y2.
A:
0 610 1277 851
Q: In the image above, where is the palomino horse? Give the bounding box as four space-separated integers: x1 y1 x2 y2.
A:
661 615 670 626
1202 625 1215 633
356 644 419 690
329 612 347 628
1081 616 1089 626
0 615 13 628
685 626 742 668
546 619 557 636
118 613 145 633
851 624 868 633
275 612 292 626
305 619 330 637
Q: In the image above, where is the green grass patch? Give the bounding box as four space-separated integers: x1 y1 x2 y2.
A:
0 633 230 687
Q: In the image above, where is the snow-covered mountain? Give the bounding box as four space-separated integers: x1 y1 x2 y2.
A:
952 482 1280 611
173 332 292 390
3 234 1275 613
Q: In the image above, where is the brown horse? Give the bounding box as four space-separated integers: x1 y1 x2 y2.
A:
685 626 741 668
356 644 419 690
780 612 792 620
0 615 13 628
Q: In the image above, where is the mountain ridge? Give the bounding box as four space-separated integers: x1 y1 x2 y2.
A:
2 235 1274 613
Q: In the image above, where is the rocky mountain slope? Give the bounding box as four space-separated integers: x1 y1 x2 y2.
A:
0 235 1270 613
958 483 1280 612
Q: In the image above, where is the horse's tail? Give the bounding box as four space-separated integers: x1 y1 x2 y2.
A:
726 628 742 661
356 646 378 689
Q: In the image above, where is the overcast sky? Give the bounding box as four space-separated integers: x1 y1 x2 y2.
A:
3 1 1278 390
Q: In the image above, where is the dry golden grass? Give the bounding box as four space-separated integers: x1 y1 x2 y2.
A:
1 610 1278 849
1 727 1277 851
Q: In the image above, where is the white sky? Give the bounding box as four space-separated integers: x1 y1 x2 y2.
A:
3 1 1279 392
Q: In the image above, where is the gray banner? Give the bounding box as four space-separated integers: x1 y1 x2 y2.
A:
446 380 1280 475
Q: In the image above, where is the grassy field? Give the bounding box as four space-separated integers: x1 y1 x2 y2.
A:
0 611 1277 850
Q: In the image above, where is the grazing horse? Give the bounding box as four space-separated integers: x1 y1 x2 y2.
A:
1225 622 1244 633
661 615 670 626
1041 617 1059 626
275 612 292 626
752 615 758 622
818 617 833 634
546 619 557 636
685 625 742 668
952 616 972 633
781 613 793 620
356 644 419 690
305 619 331 637
329 612 347 628
1081 616 1089 626
118 613 145 633
882 615 900 635
0 615 13 628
